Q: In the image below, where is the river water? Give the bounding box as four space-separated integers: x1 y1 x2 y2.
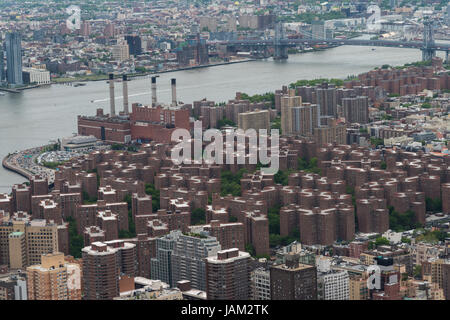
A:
0 41 447 193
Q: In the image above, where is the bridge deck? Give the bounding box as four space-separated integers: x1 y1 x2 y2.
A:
208 39 450 51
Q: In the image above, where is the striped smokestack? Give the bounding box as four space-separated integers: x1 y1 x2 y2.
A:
151 76 157 107
171 78 177 107
109 73 116 116
122 74 129 114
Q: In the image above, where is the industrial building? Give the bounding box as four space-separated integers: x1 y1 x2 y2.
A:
77 74 191 144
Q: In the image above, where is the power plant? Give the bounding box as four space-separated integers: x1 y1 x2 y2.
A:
77 75 191 144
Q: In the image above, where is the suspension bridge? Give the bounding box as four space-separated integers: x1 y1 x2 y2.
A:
207 19 450 62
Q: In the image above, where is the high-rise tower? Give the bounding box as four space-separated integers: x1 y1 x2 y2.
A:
5 32 23 86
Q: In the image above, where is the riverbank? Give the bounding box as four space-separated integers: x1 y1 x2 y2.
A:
52 58 256 84
2 143 114 187
0 83 50 93
2 145 57 185
2 154 33 181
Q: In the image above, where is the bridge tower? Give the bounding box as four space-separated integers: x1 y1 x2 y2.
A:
421 19 436 61
274 21 288 60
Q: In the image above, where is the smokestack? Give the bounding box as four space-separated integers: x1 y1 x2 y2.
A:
122 74 129 114
109 73 116 116
151 76 157 107
171 78 177 107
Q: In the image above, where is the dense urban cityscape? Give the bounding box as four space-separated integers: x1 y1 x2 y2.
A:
0 0 450 307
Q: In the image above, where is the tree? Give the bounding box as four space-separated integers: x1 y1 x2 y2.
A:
127 209 136 237
274 170 291 186
267 204 300 248
370 137 384 147
42 161 65 169
297 157 321 175
220 169 247 197
111 143 124 150
127 145 138 152
271 117 281 132
401 273 409 281
434 230 448 242
191 208 206 225
82 191 97 204
145 184 160 212
416 230 448 243
298 157 308 170
269 233 298 247
345 186 355 195
121 195 136 238
269 234 283 247
289 78 344 89
66 216 84 258
123 194 132 210
401 237 411 244
389 208 421 232
268 205 281 235
240 92 275 107
135 66 147 73
413 265 422 279
119 229 135 239
375 236 390 246
289 229 300 241
426 197 442 213
245 243 255 256
217 118 235 128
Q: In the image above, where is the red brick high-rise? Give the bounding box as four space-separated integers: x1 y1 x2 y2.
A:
82 242 123 300
270 253 318 300
205 248 251 300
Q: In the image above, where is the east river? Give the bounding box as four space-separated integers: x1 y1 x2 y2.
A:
0 39 447 193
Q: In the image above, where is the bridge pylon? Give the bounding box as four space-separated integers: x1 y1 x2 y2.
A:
422 48 436 61
274 22 288 60
421 19 436 62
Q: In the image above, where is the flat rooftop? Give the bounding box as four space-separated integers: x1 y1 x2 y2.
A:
272 262 315 272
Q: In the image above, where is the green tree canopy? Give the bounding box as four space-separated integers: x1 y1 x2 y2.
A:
191 208 206 225
375 236 390 246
